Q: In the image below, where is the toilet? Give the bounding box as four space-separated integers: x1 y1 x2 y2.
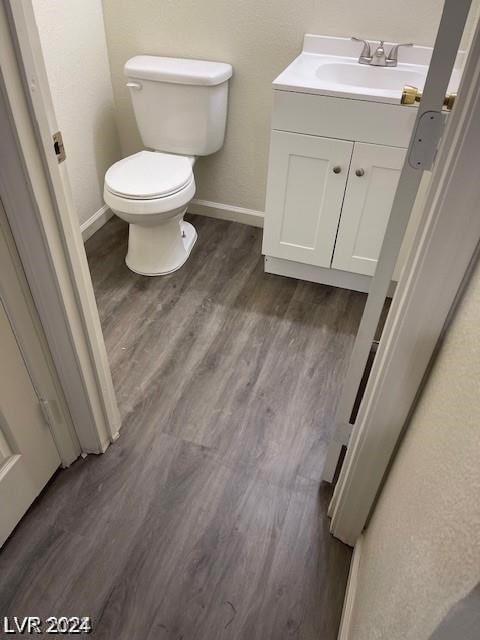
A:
104 55 233 276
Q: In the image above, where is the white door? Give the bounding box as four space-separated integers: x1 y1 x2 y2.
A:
6 0 120 448
262 131 353 267
0 299 60 547
332 143 407 277
323 0 474 485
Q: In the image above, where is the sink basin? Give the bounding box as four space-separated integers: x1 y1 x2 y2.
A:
272 35 462 104
315 61 426 92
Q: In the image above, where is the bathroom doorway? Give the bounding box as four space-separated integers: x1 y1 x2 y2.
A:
3 0 477 541
1 0 479 637
323 0 477 484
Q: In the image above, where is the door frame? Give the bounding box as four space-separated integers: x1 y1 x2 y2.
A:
330 9 480 545
322 0 473 483
0 2 120 455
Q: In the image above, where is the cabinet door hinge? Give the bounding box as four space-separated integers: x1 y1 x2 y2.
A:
53 131 66 163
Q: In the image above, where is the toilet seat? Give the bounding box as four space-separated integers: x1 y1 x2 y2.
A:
104 174 195 221
105 150 193 200
104 150 196 222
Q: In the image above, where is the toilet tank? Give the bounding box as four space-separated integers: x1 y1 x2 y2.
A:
124 56 233 156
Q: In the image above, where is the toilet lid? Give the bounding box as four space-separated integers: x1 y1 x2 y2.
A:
105 151 193 200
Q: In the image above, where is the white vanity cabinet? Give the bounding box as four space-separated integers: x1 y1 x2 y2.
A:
263 131 407 280
262 33 461 290
262 83 417 292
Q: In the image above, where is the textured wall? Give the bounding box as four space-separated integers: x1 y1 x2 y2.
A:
349 257 480 640
101 0 449 213
32 0 121 226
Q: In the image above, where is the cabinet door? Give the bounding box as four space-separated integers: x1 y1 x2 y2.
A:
332 142 406 276
262 131 353 267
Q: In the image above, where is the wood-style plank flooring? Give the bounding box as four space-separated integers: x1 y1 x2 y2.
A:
0 215 366 639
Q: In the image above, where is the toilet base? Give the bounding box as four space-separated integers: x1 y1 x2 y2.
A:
125 216 197 276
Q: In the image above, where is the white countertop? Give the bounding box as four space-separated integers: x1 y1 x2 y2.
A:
273 35 463 105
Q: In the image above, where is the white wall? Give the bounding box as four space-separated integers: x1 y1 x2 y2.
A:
101 0 450 214
347 257 480 640
32 0 121 228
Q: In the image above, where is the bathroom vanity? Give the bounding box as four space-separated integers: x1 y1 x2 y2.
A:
262 35 461 291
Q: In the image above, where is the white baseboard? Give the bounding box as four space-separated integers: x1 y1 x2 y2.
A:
81 200 263 241
188 198 264 228
80 204 112 242
338 535 363 640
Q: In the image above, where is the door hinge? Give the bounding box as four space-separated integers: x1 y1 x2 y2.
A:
39 398 55 428
53 131 66 163
408 110 445 170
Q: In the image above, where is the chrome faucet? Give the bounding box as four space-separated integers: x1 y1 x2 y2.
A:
352 37 413 67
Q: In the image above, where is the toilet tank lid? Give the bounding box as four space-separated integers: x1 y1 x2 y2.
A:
124 55 233 86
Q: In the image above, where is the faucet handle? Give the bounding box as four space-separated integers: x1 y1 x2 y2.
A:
351 37 372 61
387 42 413 65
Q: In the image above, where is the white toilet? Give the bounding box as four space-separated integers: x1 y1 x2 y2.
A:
104 55 233 276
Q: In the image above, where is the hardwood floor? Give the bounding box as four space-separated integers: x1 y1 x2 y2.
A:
0 215 365 639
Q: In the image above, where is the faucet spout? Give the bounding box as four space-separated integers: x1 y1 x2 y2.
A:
370 41 387 66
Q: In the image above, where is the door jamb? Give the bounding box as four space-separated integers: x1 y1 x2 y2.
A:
329 13 480 545
322 0 473 483
0 2 120 455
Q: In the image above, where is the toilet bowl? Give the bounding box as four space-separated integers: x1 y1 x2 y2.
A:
104 54 232 276
104 151 197 276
